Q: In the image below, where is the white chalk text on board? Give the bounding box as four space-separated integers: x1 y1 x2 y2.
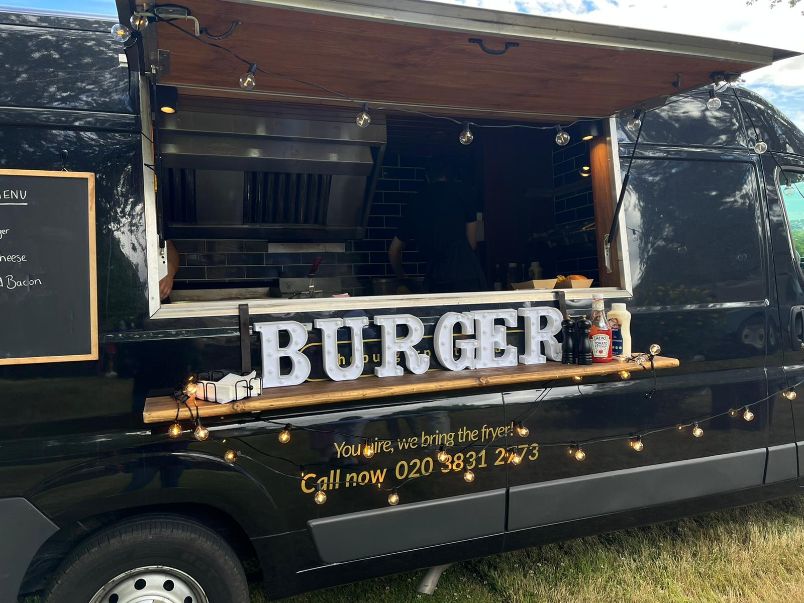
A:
1 275 43 289
0 225 39 289
254 308 563 388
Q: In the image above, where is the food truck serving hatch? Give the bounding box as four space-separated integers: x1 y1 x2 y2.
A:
124 0 799 119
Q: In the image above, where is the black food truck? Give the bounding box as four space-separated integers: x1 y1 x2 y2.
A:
1 1 804 601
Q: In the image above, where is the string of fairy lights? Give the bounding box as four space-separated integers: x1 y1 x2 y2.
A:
115 7 802 507
163 342 803 507
110 4 783 200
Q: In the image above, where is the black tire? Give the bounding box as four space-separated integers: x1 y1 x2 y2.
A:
44 514 250 603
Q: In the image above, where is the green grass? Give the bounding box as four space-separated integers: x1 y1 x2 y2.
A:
23 495 804 602
262 495 804 603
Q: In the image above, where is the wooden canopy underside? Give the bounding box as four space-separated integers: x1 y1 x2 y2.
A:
154 0 770 119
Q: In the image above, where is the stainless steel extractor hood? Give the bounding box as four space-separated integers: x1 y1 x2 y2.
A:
157 104 387 241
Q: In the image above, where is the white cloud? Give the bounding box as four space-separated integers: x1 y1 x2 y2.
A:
429 0 804 129
439 0 804 52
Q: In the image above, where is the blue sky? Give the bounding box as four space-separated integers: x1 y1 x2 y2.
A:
0 0 114 16
2 0 802 129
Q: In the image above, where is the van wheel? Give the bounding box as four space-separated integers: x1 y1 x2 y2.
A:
44 515 250 603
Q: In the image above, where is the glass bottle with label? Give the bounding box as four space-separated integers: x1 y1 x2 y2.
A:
589 296 613 363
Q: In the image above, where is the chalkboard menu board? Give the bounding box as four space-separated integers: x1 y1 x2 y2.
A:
0 170 97 365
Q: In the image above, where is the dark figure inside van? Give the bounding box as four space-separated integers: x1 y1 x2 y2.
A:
389 156 486 293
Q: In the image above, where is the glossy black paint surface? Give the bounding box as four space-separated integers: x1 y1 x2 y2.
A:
1 11 803 600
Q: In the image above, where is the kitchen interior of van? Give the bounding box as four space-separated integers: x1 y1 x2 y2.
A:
132 0 780 312
157 96 617 304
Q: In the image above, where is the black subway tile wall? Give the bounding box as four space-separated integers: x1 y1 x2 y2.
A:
552 140 599 282
172 151 427 296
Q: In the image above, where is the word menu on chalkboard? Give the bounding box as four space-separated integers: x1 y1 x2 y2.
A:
0 169 97 364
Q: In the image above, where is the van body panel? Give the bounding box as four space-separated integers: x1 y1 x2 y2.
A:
765 443 798 484
202 392 508 534
508 449 766 530
762 147 804 480
308 489 506 563
0 498 58 603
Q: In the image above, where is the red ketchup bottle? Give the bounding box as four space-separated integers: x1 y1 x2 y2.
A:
589 295 613 363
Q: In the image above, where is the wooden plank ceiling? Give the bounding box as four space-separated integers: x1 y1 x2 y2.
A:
155 0 765 119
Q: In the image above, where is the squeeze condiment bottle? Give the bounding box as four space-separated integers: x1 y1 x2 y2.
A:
608 303 632 357
589 295 613 363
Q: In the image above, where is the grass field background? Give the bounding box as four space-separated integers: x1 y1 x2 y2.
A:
264 495 804 603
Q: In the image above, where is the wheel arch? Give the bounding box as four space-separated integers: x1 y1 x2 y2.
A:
20 503 264 596
19 450 286 596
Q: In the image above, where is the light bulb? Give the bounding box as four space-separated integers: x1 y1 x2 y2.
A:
387 491 400 506
184 377 197 398
278 425 292 444
729 408 739 417
239 64 257 90
579 166 591 178
436 447 450 464
619 370 632 380
362 442 375 459
783 389 797 400
110 23 132 43
555 127 570 147
515 422 530 438
753 140 768 154
509 450 523 465
224 449 238 463
572 375 583 383
459 123 474 146
168 422 182 438
692 423 704 438
314 487 327 505
629 437 644 452
574 447 587 462
649 343 662 356
129 13 149 31
193 424 210 441
742 407 755 422
356 105 371 128
627 110 642 131
707 87 722 111
463 469 476 483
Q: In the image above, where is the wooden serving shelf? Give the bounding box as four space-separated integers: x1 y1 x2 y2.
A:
143 356 679 424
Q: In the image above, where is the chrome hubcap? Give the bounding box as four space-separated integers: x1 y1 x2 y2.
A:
89 566 209 603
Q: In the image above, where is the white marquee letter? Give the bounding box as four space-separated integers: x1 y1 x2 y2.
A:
254 321 311 388
374 314 430 377
518 306 563 364
433 312 477 371
314 316 369 381
472 309 518 369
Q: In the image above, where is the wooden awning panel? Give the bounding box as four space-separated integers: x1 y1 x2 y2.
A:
147 0 797 118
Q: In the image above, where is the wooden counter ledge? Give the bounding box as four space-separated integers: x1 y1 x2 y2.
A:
143 355 680 425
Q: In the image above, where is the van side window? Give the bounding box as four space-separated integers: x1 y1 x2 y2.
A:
779 171 804 268
625 159 764 305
